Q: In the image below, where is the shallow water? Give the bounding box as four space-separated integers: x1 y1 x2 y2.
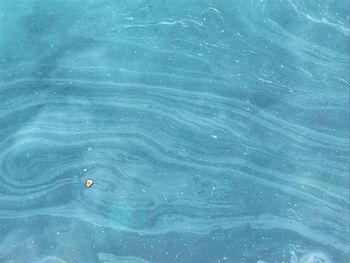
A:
0 0 349 262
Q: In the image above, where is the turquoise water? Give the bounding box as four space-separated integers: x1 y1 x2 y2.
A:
0 0 349 262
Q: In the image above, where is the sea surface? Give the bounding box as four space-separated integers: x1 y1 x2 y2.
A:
0 1 349 262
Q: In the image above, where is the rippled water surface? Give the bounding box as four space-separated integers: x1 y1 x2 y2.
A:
0 0 349 262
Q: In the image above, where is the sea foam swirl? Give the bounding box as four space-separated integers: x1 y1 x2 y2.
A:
0 0 348 262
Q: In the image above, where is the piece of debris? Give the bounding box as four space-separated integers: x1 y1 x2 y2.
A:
86 179 94 188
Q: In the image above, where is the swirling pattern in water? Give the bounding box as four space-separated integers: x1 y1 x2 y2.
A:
0 0 349 262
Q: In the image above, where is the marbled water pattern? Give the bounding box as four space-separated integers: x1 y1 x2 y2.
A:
0 0 349 262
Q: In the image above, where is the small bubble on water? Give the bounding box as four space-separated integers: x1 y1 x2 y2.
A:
88 147 92 151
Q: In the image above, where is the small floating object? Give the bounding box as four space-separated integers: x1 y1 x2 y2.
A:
86 179 94 188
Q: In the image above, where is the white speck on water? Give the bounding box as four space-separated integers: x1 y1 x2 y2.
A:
83 168 87 172
56 232 60 235
87 147 92 151
211 134 218 139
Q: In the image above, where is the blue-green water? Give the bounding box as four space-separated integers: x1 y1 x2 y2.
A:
0 1 349 262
